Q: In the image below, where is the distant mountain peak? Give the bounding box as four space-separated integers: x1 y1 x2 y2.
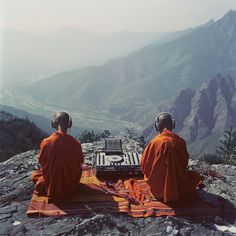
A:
204 19 215 27
217 9 236 26
225 9 236 18
213 9 236 43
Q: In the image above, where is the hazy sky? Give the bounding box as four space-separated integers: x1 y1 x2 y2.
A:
0 0 236 33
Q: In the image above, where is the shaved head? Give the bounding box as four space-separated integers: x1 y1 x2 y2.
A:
52 111 71 132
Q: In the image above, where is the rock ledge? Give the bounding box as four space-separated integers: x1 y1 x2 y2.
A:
0 146 236 235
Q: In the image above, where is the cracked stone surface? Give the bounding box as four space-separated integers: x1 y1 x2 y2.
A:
0 142 236 235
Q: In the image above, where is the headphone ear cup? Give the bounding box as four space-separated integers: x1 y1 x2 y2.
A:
51 118 58 128
51 118 55 128
155 115 159 132
172 118 176 129
155 122 158 132
68 116 72 128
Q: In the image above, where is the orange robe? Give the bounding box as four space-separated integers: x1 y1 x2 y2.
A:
32 131 84 198
141 129 203 203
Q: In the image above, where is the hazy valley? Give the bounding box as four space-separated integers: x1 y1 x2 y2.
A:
1 28 174 86
1 10 236 156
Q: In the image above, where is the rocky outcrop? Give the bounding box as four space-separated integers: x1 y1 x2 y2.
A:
0 142 236 235
143 75 236 156
181 75 236 142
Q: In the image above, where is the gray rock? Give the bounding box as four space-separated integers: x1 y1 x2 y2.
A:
0 145 235 235
143 75 236 157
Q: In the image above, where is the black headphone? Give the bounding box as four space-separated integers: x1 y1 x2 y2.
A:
155 112 175 132
51 111 72 129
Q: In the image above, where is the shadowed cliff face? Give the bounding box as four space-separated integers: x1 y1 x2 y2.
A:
180 75 236 142
143 75 236 155
0 142 236 235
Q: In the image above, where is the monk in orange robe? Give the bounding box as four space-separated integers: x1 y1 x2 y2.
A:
32 111 84 198
141 112 203 203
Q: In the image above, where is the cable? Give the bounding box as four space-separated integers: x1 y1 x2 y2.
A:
90 152 154 214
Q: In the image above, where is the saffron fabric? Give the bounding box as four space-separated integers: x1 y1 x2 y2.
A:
32 131 84 198
27 168 219 217
141 129 203 203
27 168 129 216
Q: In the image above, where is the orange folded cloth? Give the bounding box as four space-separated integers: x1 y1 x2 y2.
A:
27 167 219 217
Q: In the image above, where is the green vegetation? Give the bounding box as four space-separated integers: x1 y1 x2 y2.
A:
78 127 147 148
0 111 48 162
124 127 139 141
124 127 147 148
200 126 236 165
78 130 111 143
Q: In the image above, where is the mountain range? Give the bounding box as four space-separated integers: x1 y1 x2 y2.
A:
3 10 236 156
1 28 174 86
20 10 236 109
0 105 53 133
18 11 236 117
0 105 82 136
